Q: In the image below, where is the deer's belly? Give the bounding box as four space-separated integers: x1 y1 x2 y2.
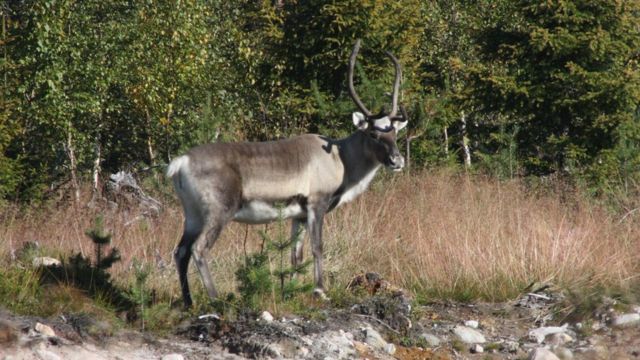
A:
233 200 305 224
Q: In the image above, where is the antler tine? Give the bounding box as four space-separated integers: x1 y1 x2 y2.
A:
398 104 409 122
348 39 372 117
385 50 402 118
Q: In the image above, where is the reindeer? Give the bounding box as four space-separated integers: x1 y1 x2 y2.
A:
167 40 408 307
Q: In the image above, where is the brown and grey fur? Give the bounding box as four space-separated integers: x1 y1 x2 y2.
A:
167 40 408 306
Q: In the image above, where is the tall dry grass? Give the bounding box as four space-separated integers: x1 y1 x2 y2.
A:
1 170 638 302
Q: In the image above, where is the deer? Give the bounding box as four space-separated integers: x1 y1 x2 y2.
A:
167 39 409 307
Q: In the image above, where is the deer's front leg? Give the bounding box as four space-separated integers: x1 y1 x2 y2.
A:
290 219 307 275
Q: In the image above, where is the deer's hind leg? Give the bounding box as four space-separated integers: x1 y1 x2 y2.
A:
175 218 201 308
191 220 227 300
190 176 242 302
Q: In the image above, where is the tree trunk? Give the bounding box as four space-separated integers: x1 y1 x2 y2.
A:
405 133 411 170
405 134 420 171
145 108 156 167
444 127 449 159
66 127 80 203
461 111 471 170
92 140 101 197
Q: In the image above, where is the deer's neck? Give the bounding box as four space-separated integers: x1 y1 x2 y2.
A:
331 132 382 208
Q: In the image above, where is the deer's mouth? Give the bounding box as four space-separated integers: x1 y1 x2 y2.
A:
385 156 405 172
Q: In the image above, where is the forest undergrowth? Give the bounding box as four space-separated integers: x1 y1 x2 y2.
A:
0 170 638 330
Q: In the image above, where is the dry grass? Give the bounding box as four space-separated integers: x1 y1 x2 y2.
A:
1 170 638 303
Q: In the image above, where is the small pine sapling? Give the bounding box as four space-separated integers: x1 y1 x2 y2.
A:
85 215 120 269
235 206 313 308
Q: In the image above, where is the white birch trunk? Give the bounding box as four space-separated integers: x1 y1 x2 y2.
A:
461 111 471 169
444 127 449 159
66 128 80 202
92 141 101 195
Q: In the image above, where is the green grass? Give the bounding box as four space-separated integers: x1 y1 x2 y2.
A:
0 266 42 315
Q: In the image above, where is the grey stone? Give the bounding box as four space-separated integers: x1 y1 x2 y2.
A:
363 327 388 350
419 333 441 347
34 349 62 360
471 344 484 353
611 313 640 328
34 344 61 360
502 340 520 353
528 347 560 360
35 322 56 337
384 343 396 355
259 311 274 322
552 346 574 360
452 325 486 344
32 257 61 267
308 330 356 360
528 325 568 344
546 333 573 346
161 354 185 360
464 320 479 328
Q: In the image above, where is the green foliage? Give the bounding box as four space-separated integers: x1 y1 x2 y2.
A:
260 226 314 302
235 210 313 309
1 0 639 203
236 0 424 140
125 259 152 330
467 0 640 183
235 252 273 309
85 215 120 270
3 0 243 199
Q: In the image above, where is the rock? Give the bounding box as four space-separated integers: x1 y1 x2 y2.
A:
528 325 568 344
35 322 56 337
547 332 573 346
384 343 396 355
363 327 388 351
307 330 356 360
502 340 520 353
611 313 640 328
419 333 441 347
35 349 62 360
464 320 479 328
32 257 61 267
452 326 486 344
471 344 484 353
161 354 184 360
576 345 608 359
529 347 560 360
259 311 274 322
552 346 574 360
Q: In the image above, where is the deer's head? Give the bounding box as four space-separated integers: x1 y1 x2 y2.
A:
348 39 408 172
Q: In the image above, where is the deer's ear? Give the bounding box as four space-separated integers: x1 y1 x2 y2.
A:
352 112 368 130
394 119 408 132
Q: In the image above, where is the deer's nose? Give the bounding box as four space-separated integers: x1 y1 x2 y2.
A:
389 154 405 171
